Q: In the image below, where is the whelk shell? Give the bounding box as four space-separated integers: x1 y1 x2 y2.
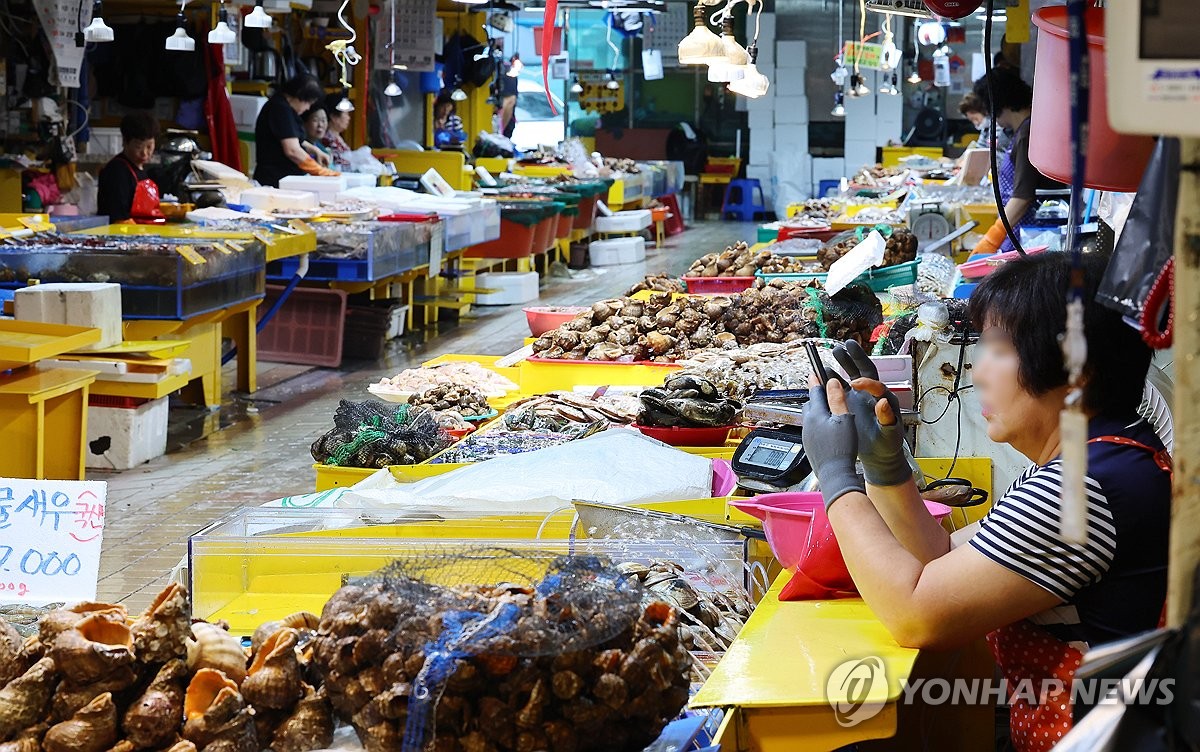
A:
241 628 303 711
186 623 247 686
0 657 58 741
183 668 257 752
271 684 334 752
0 723 44 752
129 583 190 664
0 617 26 687
124 659 187 749
50 663 137 721
250 612 318 654
43 691 118 752
39 603 127 646
50 614 135 685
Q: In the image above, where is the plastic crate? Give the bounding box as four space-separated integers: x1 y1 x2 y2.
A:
466 219 537 259
343 304 395 360
257 285 347 367
519 357 679 392
682 276 756 294
756 259 921 293
757 226 779 243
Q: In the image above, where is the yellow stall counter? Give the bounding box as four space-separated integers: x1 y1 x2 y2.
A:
75 222 315 262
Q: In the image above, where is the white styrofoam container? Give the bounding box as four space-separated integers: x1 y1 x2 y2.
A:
812 157 847 182
342 173 377 189
14 283 122 351
474 272 540 306
595 209 652 234
774 125 809 156
86 397 169 470
775 73 806 97
775 40 808 64
748 110 774 131
746 92 776 112
228 94 268 131
386 305 409 339
87 127 123 157
844 140 878 175
774 96 810 125
240 188 318 211
748 141 773 166
589 237 646 266
279 175 349 204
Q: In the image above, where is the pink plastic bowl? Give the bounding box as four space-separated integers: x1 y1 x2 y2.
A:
524 306 590 337
732 493 953 600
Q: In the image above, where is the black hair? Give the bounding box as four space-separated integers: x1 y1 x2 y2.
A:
120 111 160 142
971 67 1033 118
324 92 347 116
969 252 1152 418
302 104 327 123
281 74 325 105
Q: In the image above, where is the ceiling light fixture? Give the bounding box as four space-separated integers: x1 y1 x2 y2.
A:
728 43 769 98
384 80 402 96
604 71 620 90
570 76 583 94
677 3 725 65
707 16 748 82
450 87 468 101
335 96 355 112
244 0 271 28
507 54 523 77
165 10 196 51
208 2 236 44
831 90 846 116
82 0 114 43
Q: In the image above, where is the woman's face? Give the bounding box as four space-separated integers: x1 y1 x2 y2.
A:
966 111 986 129
305 110 328 141
973 325 1068 456
328 111 351 134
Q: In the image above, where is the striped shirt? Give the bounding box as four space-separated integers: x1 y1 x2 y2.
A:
968 415 1170 646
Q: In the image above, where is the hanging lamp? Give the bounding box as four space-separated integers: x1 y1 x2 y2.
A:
82 0 114 42
677 3 725 65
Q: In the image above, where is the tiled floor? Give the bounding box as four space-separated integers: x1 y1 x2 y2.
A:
91 221 755 611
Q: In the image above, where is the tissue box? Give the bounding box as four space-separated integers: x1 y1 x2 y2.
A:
14 283 122 350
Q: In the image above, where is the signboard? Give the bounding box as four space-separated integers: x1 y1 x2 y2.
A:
32 0 89 88
0 478 107 605
842 42 885 71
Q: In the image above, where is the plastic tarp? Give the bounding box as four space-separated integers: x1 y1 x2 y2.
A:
265 431 714 515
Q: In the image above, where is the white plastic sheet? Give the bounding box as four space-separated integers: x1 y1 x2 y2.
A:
826 229 886 295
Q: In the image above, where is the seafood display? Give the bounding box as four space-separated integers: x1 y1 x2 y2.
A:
818 227 918 271
602 157 641 174
311 558 690 752
502 392 639 434
531 293 734 363
724 279 881 347
675 341 840 399
757 255 825 275
310 400 453 468
624 274 686 297
638 375 740 428
617 561 751 655
407 385 492 418
683 241 769 278
374 363 518 399
429 431 583 464
0 585 333 752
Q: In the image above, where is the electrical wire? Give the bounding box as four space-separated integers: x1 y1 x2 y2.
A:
983 0 1025 256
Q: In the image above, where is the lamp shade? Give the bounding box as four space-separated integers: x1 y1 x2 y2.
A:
83 16 114 42
165 25 195 51
677 6 725 65
244 3 272 28
384 81 402 96
208 20 236 44
728 64 769 98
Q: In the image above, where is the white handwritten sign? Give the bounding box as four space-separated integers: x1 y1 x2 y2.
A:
32 0 88 88
0 478 107 605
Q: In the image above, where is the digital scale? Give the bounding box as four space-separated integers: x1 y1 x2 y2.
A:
1108 1 1200 137
732 390 813 493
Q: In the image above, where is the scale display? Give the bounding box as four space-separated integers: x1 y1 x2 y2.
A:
1108 1 1200 136
731 428 812 490
741 437 803 471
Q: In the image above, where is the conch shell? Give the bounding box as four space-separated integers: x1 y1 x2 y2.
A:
50 614 136 685
50 663 137 721
182 670 256 752
163 743 198 752
186 623 247 686
250 613 318 654
0 617 27 687
0 657 58 741
0 723 45 752
271 685 334 752
130 583 190 664
123 659 187 749
43 691 118 752
39 603 127 646
242 629 302 711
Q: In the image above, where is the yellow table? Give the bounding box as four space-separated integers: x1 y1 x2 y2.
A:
694 573 993 751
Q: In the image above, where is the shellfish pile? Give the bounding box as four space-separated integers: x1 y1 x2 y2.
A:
310 400 453 469
408 385 491 418
683 241 768 278
637 375 739 429
817 227 917 271
623 275 685 297
374 363 518 399
675 341 841 400
725 280 882 348
501 392 639 434
617 561 750 656
311 559 691 752
0 584 333 752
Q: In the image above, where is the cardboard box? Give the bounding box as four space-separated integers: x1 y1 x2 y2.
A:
14 283 122 350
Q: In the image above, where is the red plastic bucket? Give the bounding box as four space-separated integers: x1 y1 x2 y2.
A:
1029 7 1155 192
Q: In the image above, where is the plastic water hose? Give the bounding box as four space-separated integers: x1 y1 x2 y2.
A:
221 253 309 366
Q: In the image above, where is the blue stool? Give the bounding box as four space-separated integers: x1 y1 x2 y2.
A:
818 179 840 198
721 178 767 221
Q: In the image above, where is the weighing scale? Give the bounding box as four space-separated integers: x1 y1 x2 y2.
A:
1107 0 1200 137
732 390 814 493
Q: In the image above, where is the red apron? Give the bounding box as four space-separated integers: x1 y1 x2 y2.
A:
123 161 165 223
987 435 1171 751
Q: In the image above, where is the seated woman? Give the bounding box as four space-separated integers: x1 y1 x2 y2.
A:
302 105 333 166
321 92 353 171
802 252 1170 752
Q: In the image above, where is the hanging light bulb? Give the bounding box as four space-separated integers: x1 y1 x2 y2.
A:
335 96 355 112
244 0 272 28
82 0 114 42
208 3 236 44
831 90 846 117
707 17 748 82
888 72 900 94
677 4 725 65
728 46 769 98
384 80 402 97
604 71 620 90
450 87 468 101
907 67 922 84
165 12 195 51
570 76 584 94
848 72 870 97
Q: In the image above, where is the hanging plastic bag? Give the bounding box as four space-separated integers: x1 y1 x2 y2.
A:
1096 137 1179 319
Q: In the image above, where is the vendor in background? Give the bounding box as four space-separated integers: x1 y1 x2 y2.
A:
253 74 337 187
97 112 164 223
302 105 333 164
497 54 519 139
434 95 467 149
321 92 353 171
958 92 1010 152
803 253 1170 752
971 68 1063 254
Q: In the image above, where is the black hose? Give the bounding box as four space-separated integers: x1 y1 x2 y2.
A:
984 0 1025 256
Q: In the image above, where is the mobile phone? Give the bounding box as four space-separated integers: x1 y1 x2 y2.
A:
804 341 831 385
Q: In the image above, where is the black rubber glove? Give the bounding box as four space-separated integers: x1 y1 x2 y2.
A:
802 381 866 511
832 340 910 487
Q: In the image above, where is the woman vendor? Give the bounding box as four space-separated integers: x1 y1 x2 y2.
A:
97 112 164 223
971 68 1062 254
802 253 1170 751
253 74 337 187
302 105 332 163
321 92 353 171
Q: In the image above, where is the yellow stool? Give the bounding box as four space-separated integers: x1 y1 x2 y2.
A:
651 207 670 249
0 368 98 480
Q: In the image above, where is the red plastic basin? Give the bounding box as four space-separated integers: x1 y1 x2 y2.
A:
732 493 952 600
634 423 733 447
524 306 590 336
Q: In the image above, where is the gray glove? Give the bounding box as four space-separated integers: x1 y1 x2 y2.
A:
832 340 911 487
802 382 866 510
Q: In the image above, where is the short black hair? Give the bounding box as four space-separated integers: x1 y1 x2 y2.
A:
324 92 347 115
969 252 1152 418
281 74 325 105
120 111 160 142
971 67 1033 118
302 104 326 123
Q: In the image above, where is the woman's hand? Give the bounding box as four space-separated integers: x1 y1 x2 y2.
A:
832 340 910 487
313 149 332 168
803 377 866 510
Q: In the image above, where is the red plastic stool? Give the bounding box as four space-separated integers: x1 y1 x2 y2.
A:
658 193 685 236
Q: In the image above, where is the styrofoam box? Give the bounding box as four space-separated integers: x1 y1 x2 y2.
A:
773 125 809 156
342 173 378 189
474 272 540 306
228 94 268 132
775 40 808 63
812 157 847 183
595 209 652 234
748 110 774 131
590 237 646 266
87 127 123 157
774 96 810 125
86 397 168 471
240 187 318 211
748 141 773 166
15 283 122 351
279 175 349 204
775 73 806 97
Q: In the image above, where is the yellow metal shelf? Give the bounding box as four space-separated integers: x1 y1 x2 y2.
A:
88 371 192 400
0 320 103 371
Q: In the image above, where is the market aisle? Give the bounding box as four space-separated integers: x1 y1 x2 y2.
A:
91 220 755 610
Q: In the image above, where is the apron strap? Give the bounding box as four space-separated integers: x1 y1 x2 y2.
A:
1088 434 1173 474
